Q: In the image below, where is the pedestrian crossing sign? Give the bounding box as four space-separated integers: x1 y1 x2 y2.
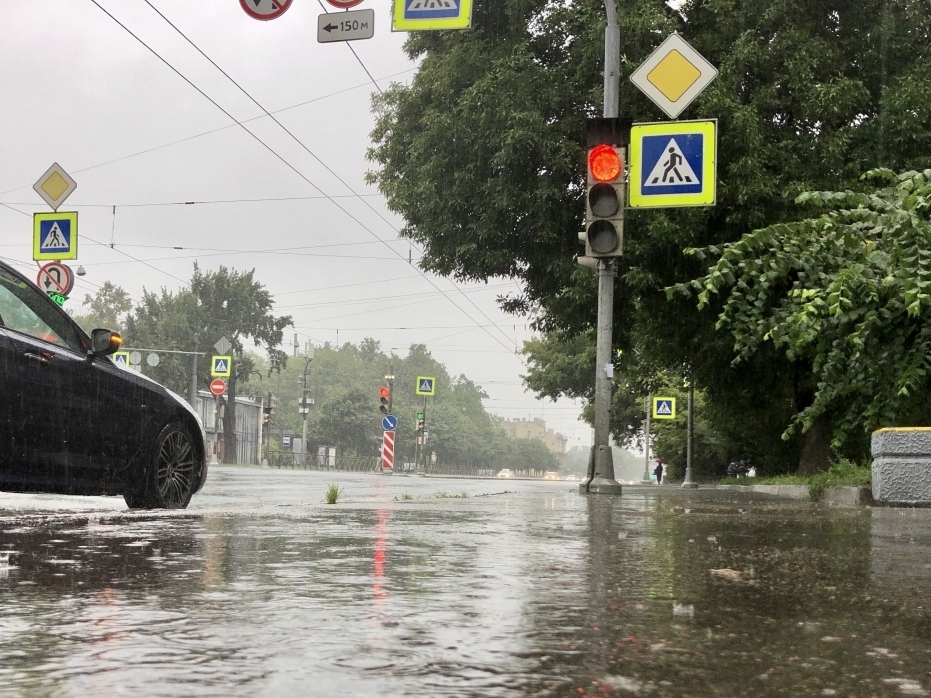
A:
392 0 473 31
211 355 232 377
415 376 436 396
112 351 130 368
629 120 717 208
653 397 676 420
33 212 78 261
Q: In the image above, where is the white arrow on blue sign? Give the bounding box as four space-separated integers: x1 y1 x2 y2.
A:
382 414 398 431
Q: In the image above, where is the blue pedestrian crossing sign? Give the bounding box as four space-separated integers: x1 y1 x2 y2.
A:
415 376 436 396
211 355 232 377
392 0 473 31
33 212 78 261
112 351 130 369
652 397 677 420
629 120 717 208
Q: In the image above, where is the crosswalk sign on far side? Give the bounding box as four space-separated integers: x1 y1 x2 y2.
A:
629 120 717 208
211 355 232 378
415 376 436 396
652 397 677 420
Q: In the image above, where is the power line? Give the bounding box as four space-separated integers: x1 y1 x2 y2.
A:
139 0 522 356
0 194 382 208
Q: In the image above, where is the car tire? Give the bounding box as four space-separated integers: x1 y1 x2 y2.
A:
124 422 199 510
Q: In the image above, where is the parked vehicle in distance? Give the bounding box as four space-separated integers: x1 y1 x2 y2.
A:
0 260 207 509
496 468 513 478
543 471 560 480
564 474 581 481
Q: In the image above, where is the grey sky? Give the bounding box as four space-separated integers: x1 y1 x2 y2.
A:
0 0 591 449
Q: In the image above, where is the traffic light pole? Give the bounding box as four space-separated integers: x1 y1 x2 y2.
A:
581 0 623 496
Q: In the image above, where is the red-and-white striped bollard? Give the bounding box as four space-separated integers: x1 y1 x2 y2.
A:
381 430 395 472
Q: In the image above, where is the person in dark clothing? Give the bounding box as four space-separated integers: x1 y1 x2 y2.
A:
653 460 664 485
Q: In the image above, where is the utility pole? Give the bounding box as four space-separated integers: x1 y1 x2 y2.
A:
299 344 314 465
682 379 698 488
581 0 623 496
641 393 653 483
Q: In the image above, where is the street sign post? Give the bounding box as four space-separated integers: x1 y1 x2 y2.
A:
415 376 436 396
36 262 74 297
33 212 78 261
211 356 232 377
629 120 717 208
392 0 473 31
33 163 77 212
240 0 293 20
652 397 677 420
317 9 374 43
210 379 227 396
629 33 718 120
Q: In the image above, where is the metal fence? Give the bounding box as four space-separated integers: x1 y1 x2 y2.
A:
269 452 378 472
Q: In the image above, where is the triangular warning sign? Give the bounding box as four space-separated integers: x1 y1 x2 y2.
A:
643 139 699 187
41 222 69 250
420 380 432 391
114 355 127 365
656 401 672 415
215 359 228 372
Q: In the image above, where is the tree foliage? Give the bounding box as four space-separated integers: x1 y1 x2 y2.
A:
367 0 931 474
72 281 133 334
676 169 931 451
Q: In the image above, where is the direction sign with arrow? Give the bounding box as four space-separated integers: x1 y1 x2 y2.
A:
317 9 375 43
36 262 74 297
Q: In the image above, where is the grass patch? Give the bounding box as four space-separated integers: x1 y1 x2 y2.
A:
720 459 871 501
324 483 343 504
394 493 415 502
435 491 469 499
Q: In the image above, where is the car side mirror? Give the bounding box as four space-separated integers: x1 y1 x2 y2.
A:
91 329 123 356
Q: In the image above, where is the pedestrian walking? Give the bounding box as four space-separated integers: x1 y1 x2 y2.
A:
653 459 664 485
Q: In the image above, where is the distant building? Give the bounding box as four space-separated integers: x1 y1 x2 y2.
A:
501 418 568 456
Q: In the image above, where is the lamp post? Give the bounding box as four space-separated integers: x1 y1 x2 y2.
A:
299 345 315 464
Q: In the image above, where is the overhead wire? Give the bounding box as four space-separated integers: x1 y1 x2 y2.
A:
139 0 522 356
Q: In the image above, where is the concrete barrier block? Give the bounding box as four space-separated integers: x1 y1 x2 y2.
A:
872 428 931 505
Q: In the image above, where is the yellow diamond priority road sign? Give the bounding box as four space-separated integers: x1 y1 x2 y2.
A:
629 33 718 120
33 163 77 212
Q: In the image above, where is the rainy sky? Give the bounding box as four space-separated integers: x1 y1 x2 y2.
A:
0 1 590 449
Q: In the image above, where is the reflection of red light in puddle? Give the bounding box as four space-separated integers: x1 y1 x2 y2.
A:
373 509 389 600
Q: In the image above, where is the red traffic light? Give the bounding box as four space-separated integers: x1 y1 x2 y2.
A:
588 144 622 183
379 386 390 398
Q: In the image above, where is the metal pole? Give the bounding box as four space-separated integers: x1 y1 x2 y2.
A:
581 0 623 496
642 393 652 483
421 396 427 471
189 352 198 409
682 384 698 488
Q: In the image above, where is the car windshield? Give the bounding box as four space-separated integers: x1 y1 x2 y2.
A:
0 268 85 353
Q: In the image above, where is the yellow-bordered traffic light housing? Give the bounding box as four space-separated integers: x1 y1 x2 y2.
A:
379 386 390 414
585 143 625 257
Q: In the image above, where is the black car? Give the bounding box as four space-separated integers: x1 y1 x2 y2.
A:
0 260 207 509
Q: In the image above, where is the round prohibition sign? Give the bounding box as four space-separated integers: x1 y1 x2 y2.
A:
210 379 227 396
325 0 364 8
239 0 293 20
36 262 74 296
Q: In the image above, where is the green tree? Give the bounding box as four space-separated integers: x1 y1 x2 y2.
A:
678 169 931 465
72 281 133 334
125 264 291 463
367 0 931 474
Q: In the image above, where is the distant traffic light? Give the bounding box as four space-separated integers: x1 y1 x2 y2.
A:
584 143 624 258
379 386 390 414
415 411 425 431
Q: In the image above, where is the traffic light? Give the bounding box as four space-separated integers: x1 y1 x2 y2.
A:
415 411 425 431
583 143 624 258
379 386 390 414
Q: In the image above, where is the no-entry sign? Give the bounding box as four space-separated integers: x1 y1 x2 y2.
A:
210 379 227 396
325 0 364 7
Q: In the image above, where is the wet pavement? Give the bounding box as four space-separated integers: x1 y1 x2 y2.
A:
2 467 931 697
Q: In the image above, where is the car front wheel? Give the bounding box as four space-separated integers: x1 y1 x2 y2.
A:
124 422 199 509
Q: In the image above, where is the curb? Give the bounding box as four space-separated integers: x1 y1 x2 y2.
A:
714 484 874 507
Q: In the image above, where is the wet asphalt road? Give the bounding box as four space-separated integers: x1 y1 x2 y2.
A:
2 467 931 697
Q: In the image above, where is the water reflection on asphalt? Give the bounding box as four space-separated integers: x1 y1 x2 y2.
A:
2 467 931 697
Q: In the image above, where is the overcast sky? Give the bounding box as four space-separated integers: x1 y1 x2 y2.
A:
0 0 592 449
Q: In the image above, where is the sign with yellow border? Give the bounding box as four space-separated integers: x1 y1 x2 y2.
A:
392 0 473 31
415 376 436 396
629 120 717 208
33 212 78 261
652 397 676 420
211 355 232 377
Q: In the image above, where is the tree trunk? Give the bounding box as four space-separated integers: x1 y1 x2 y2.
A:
223 374 238 464
797 415 831 476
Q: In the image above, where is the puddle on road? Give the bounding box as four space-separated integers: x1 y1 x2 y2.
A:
1 486 931 696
